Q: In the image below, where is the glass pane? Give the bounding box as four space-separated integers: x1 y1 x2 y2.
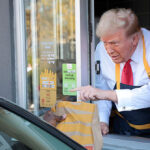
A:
25 0 76 114
0 131 31 150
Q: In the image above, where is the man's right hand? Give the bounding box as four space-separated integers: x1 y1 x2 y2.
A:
100 122 109 135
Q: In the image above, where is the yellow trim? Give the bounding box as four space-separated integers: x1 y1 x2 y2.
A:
71 135 93 145
142 35 150 78
115 63 120 89
129 122 150 130
114 110 150 130
57 123 92 134
57 101 95 112
64 113 93 123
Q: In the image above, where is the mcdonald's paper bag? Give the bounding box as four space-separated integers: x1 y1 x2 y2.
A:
52 101 103 150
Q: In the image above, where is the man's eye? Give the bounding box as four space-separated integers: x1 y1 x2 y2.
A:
111 42 119 46
103 42 120 46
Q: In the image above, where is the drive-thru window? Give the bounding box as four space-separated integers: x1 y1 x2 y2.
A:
12 0 150 149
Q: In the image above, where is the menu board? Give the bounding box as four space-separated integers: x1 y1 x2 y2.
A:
40 69 57 107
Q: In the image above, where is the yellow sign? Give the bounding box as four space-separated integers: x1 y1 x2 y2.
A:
40 69 57 107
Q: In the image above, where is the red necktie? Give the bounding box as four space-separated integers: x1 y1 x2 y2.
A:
121 59 133 85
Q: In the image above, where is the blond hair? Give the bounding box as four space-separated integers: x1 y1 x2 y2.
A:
96 8 140 38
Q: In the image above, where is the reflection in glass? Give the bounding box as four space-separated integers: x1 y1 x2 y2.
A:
24 0 76 114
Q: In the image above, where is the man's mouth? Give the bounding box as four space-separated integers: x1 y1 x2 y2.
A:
111 55 120 60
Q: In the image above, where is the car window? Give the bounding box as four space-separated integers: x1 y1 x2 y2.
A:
0 131 31 150
0 98 86 150
0 107 73 150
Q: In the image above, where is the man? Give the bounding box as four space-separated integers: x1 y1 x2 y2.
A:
71 8 150 137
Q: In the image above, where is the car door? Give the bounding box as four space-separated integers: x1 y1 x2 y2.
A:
0 97 86 150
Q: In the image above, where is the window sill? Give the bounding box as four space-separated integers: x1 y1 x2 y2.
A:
103 134 150 150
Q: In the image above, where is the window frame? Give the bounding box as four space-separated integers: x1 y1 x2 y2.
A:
13 0 27 109
14 0 91 112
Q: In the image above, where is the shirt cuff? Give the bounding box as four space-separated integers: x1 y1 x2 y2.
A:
99 111 110 125
115 89 132 107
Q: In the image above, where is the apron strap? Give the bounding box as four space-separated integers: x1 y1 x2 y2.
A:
115 64 120 89
114 110 150 130
142 34 150 78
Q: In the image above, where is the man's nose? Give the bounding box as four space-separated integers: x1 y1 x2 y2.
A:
104 43 112 50
105 47 114 54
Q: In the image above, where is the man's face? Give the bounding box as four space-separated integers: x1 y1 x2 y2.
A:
101 29 136 64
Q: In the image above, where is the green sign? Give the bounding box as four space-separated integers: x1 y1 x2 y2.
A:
62 64 77 96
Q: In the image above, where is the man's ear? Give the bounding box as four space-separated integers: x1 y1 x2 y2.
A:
132 32 139 46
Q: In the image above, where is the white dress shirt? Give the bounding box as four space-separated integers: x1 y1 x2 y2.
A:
94 28 150 125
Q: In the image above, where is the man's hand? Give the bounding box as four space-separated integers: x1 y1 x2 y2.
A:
100 122 109 135
70 85 99 101
70 85 118 103
43 110 66 127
